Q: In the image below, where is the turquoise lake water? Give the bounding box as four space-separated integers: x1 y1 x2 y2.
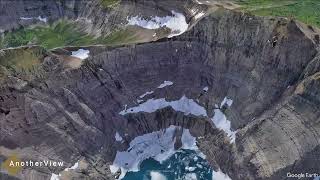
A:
123 149 213 180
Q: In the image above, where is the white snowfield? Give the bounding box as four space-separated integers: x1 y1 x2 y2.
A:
127 11 188 38
110 126 203 179
120 95 236 143
211 97 236 143
119 95 208 117
71 49 90 60
50 161 79 180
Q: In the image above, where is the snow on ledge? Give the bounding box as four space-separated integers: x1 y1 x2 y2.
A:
71 49 90 60
157 81 173 89
110 126 203 179
127 11 188 38
137 81 173 102
20 16 47 23
119 95 207 117
194 12 205 20
115 132 124 142
139 91 154 98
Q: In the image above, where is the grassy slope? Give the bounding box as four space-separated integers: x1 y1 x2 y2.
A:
99 28 145 45
237 0 320 27
0 22 140 71
0 20 140 50
1 21 96 49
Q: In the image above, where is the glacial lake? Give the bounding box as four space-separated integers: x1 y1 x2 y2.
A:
122 149 213 180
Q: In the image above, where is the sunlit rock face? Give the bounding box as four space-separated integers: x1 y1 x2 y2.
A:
1 6 320 180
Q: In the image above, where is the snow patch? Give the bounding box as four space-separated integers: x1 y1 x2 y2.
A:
211 109 236 143
119 96 207 117
50 173 60 180
212 169 232 180
194 0 203 4
190 9 198 15
139 91 154 98
157 81 174 89
20 16 47 23
115 132 123 142
150 171 167 180
71 49 90 60
20 17 33 20
50 161 79 180
127 11 188 38
211 97 236 143
195 12 205 19
64 162 79 171
220 97 233 107
37 16 47 23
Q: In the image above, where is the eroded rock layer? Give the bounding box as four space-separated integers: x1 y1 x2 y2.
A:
0 8 320 180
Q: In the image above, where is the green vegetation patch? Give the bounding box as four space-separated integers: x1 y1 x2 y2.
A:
1 21 96 49
99 28 141 45
0 20 140 50
237 0 320 27
100 0 120 8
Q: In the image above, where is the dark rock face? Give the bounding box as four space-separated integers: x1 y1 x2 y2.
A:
0 7 320 180
0 0 87 31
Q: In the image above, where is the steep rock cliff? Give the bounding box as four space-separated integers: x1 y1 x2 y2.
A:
0 6 319 180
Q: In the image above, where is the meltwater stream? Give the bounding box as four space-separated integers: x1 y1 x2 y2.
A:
123 149 213 180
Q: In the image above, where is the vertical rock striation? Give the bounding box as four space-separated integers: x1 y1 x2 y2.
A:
0 6 319 180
